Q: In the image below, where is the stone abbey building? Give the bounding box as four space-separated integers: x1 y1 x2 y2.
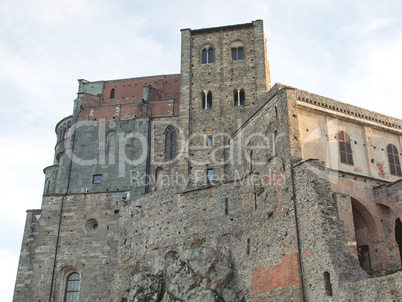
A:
13 20 402 301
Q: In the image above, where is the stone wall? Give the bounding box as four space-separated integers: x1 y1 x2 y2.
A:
13 193 123 302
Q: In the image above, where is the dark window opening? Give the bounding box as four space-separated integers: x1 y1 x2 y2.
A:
165 126 177 159
357 245 372 272
110 88 115 99
247 238 250 255
274 130 278 155
93 174 102 184
207 168 214 184
201 91 213 109
64 273 80 302
234 89 245 106
201 47 214 64
387 144 402 176
232 47 244 60
323 272 333 296
250 150 254 171
224 198 228 215
339 131 354 165
206 136 213 147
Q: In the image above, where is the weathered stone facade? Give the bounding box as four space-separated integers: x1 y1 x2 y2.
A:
14 20 402 302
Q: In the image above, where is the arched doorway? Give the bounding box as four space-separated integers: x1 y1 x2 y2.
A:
353 206 372 272
351 198 377 272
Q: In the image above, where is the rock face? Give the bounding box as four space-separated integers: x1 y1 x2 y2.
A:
122 247 246 302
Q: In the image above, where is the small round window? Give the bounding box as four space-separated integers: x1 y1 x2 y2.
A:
85 218 99 232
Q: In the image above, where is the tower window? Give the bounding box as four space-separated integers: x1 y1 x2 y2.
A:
232 47 244 60
338 131 354 165
206 136 213 147
110 88 115 99
231 40 244 61
201 91 213 109
387 144 402 176
201 47 214 64
165 126 177 159
207 168 214 184
234 89 245 106
65 273 80 302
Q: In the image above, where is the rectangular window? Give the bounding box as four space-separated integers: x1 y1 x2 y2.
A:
93 174 102 184
207 168 214 183
206 136 213 147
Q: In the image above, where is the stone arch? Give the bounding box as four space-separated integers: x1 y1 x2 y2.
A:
53 265 80 302
351 199 374 272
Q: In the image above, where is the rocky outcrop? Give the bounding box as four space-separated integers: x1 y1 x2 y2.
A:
121 247 246 302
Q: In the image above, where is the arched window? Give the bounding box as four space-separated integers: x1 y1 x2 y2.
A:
338 131 354 165
110 88 115 99
231 41 244 61
165 126 177 159
108 133 116 153
387 144 402 176
201 91 212 109
234 89 245 106
201 46 214 64
64 273 80 302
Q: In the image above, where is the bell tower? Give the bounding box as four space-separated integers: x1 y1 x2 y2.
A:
179 20 271 184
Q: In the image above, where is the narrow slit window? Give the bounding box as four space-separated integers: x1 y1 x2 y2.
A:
108 133 116 153
165 126 177 159
207 168 214 184
206 136 213 147
110 88 115 99
250 150 254 171
274 130 278 155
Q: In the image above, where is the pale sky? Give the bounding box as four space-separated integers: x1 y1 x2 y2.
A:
1 0 401 300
